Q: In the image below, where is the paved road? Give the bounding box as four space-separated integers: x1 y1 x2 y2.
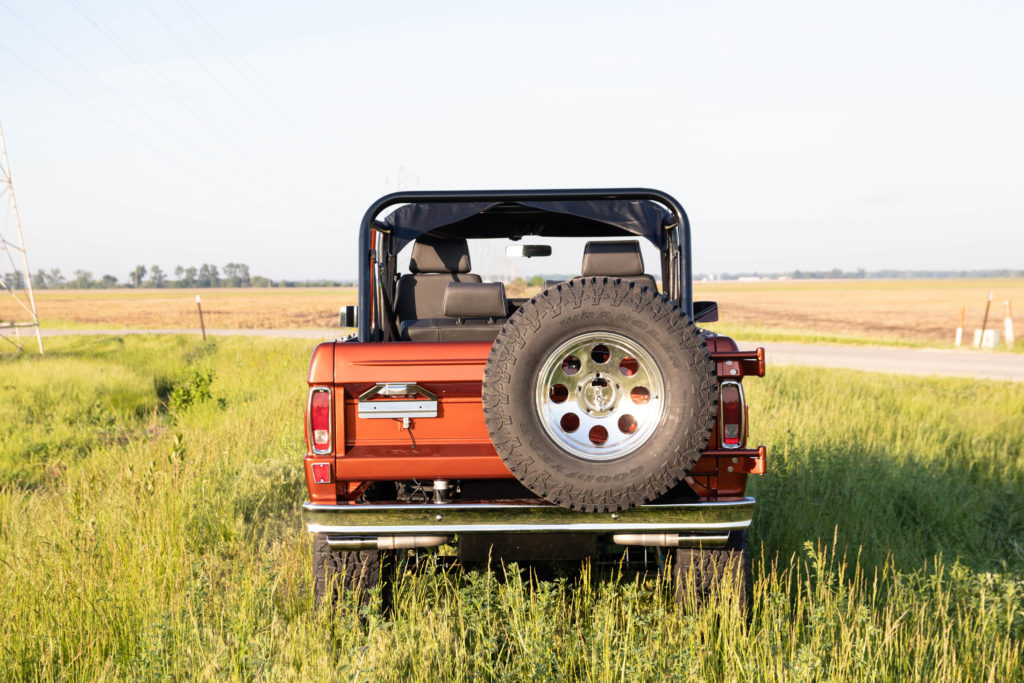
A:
31 328 1024 382
747 341 1024 383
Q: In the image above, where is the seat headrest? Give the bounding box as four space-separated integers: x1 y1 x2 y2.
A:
443 282 507 319
410 238 472 274
581 240 645 277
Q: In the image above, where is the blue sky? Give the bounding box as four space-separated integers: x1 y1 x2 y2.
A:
2 1 1022 280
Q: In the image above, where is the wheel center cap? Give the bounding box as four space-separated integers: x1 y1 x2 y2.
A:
578 372 620 417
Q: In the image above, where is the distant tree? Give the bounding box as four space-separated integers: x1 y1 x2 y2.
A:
223 262 241 288
527 275 544 287
174 265 185 286
251 275 271 287
197 263 219 287
72 269 94 289
32 271 47 289
100 274 118 288
149 265 166 288
205 264 220 287
129 265 147 288
3 270 26 290
46 268 65 288
238 263 251 287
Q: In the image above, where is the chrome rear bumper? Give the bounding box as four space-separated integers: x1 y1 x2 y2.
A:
303 497 754 548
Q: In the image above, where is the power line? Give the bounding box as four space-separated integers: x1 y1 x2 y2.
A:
173 0 343 156
135 0 342 217
141 0 254 113
0 0 217 164
66 0 262 157
0 41 334 230
62 0 340 218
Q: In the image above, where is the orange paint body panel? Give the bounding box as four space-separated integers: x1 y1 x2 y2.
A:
332 340 512 494
303 336 763 503
307 341 335 384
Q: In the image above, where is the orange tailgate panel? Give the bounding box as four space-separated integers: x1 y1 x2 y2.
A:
333 341 513 481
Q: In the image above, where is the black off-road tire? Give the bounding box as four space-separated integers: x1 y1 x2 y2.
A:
312 533 393 612
483 277 717 512
674 530 751 612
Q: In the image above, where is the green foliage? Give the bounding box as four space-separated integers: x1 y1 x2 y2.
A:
167 368 221 412
0 337 1021 679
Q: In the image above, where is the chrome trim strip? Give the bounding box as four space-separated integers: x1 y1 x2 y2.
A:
302 497 754 513
357 400 437 419
307 520 750 535
303 497 755 535
357 383 438 419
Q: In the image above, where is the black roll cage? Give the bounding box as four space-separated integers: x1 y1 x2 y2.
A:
356 188 693 343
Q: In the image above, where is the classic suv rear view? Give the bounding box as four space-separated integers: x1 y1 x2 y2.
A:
302 189 766 610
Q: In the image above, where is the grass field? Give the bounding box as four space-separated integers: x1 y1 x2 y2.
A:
1 336 1021 679
696 278 1024 350
2 278 1021 351
0 287 355 331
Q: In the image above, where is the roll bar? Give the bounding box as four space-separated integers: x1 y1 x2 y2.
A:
356 188 692 342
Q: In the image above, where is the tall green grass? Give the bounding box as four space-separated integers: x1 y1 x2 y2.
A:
1 336 1021 680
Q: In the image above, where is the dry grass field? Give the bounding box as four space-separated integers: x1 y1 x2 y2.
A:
2 279 1021 348
695 278 1024 346
0 287 356 330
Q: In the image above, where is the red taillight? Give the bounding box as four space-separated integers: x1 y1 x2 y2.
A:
720 382 744 448
309 388 332 453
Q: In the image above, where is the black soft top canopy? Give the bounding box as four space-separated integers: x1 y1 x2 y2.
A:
357 189 694 340
382 200 676 254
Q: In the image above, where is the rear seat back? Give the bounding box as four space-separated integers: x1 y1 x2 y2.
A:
394 238 481 325
400 281 508 342
581 240 658 290
443 281 508 321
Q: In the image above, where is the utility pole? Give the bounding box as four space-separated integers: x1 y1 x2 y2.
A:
0 123 44 353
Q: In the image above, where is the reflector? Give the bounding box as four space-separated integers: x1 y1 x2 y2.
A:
311 462 331 484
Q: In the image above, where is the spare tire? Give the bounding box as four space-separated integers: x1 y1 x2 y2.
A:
482 278 717 512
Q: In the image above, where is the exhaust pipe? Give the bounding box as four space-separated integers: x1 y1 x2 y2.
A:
612 533 730 547
326 535 451 551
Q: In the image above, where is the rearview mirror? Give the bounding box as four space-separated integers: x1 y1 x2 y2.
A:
505 244 552 258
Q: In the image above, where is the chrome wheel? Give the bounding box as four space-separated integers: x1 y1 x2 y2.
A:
535 331 665 461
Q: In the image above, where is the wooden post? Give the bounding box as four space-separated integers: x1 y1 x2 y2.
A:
976 290 993 348
196 294 206 340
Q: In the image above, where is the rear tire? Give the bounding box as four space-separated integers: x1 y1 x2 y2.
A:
674 530 751 613
312 534 393 613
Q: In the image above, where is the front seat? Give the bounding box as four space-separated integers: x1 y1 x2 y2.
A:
394 238 482 327
580 240 658 290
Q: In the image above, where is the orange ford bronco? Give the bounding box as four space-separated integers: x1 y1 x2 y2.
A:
303 189 766 608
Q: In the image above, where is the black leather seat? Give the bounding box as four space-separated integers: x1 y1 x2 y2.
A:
394 238 482 327
400 281 508 342
580 240 658 290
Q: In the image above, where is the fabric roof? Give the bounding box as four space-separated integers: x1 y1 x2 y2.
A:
382 200 674 253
